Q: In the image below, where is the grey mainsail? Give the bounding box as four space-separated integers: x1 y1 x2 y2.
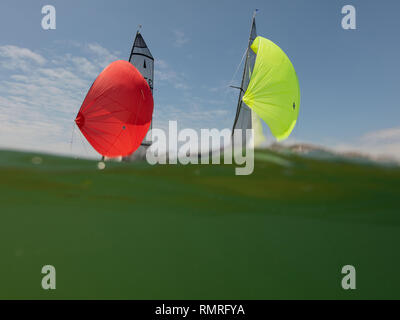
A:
232 13 258 148
125 30 154 160
129 31 154 95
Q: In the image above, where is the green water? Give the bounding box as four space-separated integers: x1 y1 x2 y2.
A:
0 149 399 299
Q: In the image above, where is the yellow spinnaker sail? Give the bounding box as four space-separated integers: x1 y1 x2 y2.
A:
242 36 300 141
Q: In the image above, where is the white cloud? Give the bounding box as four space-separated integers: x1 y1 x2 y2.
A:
361 127 400 143
154 102 230 135
0 43 122 158
332 127 400 161
173 30 189 47
0 45 46 71
69 56 99 77
0 45 46 64
154 58 190 90
0 44 235 159
86 43 120 67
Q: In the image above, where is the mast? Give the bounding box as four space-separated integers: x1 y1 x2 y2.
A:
128 29 154 147
122 28 154 161
232 11 258 148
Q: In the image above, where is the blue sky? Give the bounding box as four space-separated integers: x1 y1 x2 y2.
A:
0 0 400 158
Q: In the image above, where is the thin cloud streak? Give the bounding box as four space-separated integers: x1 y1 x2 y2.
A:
0 43 234 158
0 43 121 158
172 30 190 47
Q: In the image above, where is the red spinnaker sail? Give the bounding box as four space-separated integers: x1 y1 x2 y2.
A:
75 60 153 157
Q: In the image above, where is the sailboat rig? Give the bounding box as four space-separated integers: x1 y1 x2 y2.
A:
232 11 259 148
74 15 299 161
124 29 155 160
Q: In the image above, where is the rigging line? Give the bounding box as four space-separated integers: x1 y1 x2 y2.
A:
227 47 248 90
232 14 257 133
69 123 76 154
221 46 248 118
78 129 89 157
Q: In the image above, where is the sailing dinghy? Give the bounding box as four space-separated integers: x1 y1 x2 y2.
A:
124 29 155 160
75 29 154 159
232 11 300 147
